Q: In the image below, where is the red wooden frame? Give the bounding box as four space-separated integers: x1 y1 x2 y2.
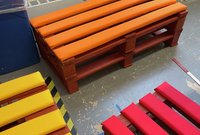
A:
33 11 187 94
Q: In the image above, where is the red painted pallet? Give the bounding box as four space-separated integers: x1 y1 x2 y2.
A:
102 82 200 135
31 0 188 94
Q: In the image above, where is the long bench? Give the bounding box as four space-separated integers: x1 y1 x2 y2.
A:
31 0 188 94
102 82 200 135
0 72 70 134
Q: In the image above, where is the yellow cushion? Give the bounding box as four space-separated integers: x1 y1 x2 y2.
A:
38 0 146 37
30 0 116 28
54 3 187 61
0 90 54 127
0 110 66 135
46 0 176 48
0 71 45 102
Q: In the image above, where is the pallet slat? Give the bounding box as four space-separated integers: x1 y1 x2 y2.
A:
45 0 175 48
30 0 117 28
155 82 200 125
0 110 66 135
0 90 54 127
39 0 147 37
102 115 134 135
139 93 200 135
134 32 173 54
121 103 168 135
77 52 124 80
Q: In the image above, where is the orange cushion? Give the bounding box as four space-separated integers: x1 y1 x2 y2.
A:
30 0 116 28
54 3 187 61
46 0 176 48
38 0 147 37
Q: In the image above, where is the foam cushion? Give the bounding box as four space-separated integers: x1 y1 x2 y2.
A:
155 82 200 124
38 0 147 37
54 3 187 61
139 93 200 135
102 115 134 135
30 0 116 28
121 103 168 135
0 90 54 127
0 110 66 135
46 0 176 48
0 72 45 102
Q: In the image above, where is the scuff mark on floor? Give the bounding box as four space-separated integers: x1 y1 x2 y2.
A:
132 76 136 79
89 101 98 107
93 124 103 134
82 98 86 104
186 80 200 94
106 108 112 112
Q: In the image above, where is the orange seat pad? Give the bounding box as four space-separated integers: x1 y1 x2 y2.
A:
54 3 187 61
38 0 147 37
30 0 117 28
46 0 176 48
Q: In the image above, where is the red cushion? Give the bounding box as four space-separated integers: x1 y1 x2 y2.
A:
155 82 200 124
121 103 168 135
139 93 200 135
102 115 134 135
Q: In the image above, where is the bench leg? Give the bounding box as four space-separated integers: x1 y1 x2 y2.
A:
64 77 79 94
121 33 136 67
62 58 79 94
166 11 188 47
122 52 133 68
33 29 79 94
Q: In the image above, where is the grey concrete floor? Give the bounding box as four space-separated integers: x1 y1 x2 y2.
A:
1 0 200 135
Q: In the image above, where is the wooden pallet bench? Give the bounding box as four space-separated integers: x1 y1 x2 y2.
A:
102 82 200 135
30 0 188 94
0 72 70 135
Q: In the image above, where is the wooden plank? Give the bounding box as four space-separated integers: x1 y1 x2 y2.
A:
102 115 134 135
121 103 168 135
75 38 125 65
155 82 200 126
39 0 147 37
45 0 175 47
139 93 200 135
30 0 117 28
77 52 124 80
134 32 173 54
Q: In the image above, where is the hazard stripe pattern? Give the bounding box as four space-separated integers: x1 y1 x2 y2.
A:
45 77 78 135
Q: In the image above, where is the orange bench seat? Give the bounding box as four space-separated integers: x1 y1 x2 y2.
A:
45 0 176 48
0 90 54 127
38 0 147 37
53 3 187 61
30 0 117 28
